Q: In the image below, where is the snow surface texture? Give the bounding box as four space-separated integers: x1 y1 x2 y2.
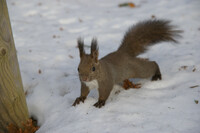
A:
7 0 200 133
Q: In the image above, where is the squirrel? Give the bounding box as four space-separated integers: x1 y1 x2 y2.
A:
72 19 182 108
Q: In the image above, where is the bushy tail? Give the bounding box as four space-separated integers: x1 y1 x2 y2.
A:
117 19 182 56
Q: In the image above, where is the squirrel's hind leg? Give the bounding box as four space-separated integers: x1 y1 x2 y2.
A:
151 62 162 81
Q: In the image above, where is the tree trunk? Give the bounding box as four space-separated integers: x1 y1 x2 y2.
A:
0 0 29 132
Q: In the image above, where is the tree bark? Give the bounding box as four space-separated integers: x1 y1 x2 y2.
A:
0 0 29 132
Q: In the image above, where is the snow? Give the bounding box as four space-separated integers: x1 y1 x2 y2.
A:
7 0 200 133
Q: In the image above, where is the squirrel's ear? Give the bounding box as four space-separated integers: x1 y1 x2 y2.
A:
91 38 99 63
77 37 85 58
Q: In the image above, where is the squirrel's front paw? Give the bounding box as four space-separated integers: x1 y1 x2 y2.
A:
72 96 86 106
93 100 105 108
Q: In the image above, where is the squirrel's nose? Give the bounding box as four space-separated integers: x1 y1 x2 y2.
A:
81 76 88 82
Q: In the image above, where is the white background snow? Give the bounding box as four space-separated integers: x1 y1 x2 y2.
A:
7 0 200 132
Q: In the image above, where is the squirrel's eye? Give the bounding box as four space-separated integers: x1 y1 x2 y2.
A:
77 68 80 72
92 66 95 71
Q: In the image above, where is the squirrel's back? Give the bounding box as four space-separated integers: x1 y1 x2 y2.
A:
117 19 182 56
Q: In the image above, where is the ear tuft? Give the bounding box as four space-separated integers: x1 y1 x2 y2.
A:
77 37 85 58
91 37 99 63
91 37 98 53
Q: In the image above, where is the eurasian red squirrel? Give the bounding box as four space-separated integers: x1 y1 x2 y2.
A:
73 19 182 108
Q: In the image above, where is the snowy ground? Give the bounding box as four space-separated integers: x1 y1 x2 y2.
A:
7 0 200 133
